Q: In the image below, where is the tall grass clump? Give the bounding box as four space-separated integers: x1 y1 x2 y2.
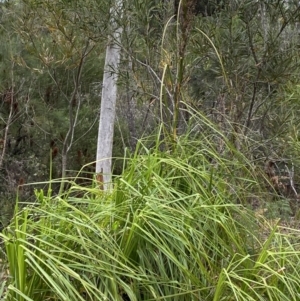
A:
1 118 300 300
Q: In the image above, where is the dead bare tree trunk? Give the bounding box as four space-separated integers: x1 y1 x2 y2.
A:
96 0 123 191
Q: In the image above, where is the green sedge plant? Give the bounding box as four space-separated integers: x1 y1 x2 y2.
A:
1 112 300 300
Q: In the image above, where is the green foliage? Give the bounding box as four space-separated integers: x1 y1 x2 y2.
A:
2 1 300 299
0 0 107 204
187 1 300 143
1 121 300 300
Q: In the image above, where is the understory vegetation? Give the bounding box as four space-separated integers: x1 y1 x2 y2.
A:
1 116 300 300
1 0 300 300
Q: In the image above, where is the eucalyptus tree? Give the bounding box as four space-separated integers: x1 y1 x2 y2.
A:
96 0 123 190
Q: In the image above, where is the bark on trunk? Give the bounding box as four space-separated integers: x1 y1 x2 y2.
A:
96 0 123 190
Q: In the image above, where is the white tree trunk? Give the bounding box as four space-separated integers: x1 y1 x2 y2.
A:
96 0 123 190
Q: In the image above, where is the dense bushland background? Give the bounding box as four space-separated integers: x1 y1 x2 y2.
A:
1 0 300 300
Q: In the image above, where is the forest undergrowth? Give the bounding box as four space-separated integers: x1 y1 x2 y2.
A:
1 116 300 301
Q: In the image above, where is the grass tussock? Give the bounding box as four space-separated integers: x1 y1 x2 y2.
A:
1 127 300 301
